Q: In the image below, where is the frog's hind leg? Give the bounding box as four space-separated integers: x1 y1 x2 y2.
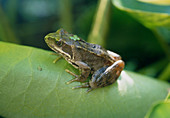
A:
89 60 124 89
70 67 107 93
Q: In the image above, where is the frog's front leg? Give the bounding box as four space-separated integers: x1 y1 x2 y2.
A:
50 53 62 63
89 60 124 90
66 61 91 84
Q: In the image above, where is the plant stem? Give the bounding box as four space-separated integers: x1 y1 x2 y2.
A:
59 0 73 32
158 63 170 81
87 0 111 47
0 6 19 44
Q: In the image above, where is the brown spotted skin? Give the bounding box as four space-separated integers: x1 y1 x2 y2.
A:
44 29 125 92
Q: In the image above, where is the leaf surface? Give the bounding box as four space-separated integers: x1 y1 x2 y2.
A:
0 41 169 118
112 0 170 42
145 93 170 118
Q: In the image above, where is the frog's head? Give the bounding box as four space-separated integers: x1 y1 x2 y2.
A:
45 28 76 58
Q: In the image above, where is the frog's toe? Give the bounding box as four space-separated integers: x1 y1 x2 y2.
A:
72 84 90 89
85 88 94 93
65 69 78 78
66 78 79 84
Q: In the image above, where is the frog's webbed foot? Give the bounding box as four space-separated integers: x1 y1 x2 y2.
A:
65 69 94 92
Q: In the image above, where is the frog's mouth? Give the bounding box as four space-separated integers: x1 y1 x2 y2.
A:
45 37 71 59
52 46 71 59
45 37 57 50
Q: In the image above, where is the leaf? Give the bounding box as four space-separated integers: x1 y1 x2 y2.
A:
0 41 169 118
112 0 170 39
145 92 170 118
145 101 170 118
138 0 170 5
112 0 170 60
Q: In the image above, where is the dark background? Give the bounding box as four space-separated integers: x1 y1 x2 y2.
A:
0 0 166 77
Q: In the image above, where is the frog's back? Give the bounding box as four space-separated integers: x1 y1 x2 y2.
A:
73 39 114 70
75 39 107 56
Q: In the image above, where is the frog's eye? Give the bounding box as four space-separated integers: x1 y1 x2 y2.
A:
56 41 62 47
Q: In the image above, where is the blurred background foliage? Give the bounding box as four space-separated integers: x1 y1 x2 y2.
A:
0 0 169 81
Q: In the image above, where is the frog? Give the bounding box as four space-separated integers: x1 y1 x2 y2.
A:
45 29 125 92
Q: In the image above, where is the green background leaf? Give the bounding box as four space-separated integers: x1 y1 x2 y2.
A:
145 92 170 118
145 101 170 118
0 41 169 118
112 0 170 81
138 0 170 5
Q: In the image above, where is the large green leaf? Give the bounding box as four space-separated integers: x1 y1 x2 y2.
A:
145 93 170 118
112 0 170 60
0 41 169 118
112 0 170 41
145 101 170 118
